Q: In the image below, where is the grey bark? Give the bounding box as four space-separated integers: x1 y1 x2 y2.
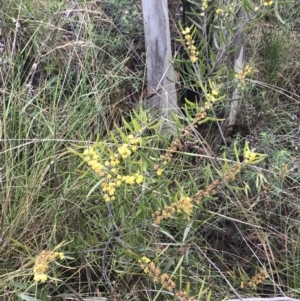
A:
216 7 246 148
142 0 179 135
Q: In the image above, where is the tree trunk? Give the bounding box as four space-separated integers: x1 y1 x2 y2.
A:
142 0 179 136
216 7 246 148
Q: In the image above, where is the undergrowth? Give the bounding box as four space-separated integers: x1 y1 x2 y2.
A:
0 0 300 301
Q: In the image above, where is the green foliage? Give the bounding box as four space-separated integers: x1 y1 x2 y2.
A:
260 29 283 84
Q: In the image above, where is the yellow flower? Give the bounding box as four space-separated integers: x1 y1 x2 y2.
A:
185 34 192 40
118 144 132 159
139 256 151 264
191 56 198 63
104 194 111 202
178 197 193 216
125 176 135 185
182 27 190 35
108 188 115 196
88 159 96 166
204 102 212 110
131 137 141 145
211 89 218 96
136 174 143 184
33 250 64 283
243 141 258 163
34 273 47 282
156 168 163 176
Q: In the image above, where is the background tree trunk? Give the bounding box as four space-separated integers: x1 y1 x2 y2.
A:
215 7 246 149
142 0 179 136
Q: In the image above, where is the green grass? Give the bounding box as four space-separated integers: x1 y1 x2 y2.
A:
1 0 300 301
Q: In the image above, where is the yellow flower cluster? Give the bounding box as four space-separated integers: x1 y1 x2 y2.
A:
155 167 164 176
123 172 143 184
243 141 258 164
176 290 195 301
252 1 272 11
153 196 193 225
204 89 219 110
155 86 222 175
118 134 140 159
102 171 143 202
216 8 223 15
102 175 121 202
248 270 268 288
263 0 273 6
153 162 242 225
177 197 193 215
138 257 195 299
235 65 252 86
155 138 183 176
33 250 65 282
138 257 176 292
83 134 143 202
200 0 208 16
244 150 257 163
216 3 233 17
83 148 104 176
181 27 199 64
194 178 221 205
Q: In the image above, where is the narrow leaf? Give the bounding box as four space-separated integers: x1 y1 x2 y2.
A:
274 0 285 24
18 294 42 301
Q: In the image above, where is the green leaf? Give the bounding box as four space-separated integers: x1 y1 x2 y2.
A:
234 140 240 162
131 118 141 132
156 227 176 242
109 130 119 144
67 147 83 157
197 277 208 299
115 126 128 143
18 293 42 301
206 289 212 301
10 239 31 255
246 154 267 165
122 118 134 133
183 219 194 243
185 281 191 298
274 0 285 24
179 266 183 290
170 255 184 277
197 117 222 125
204 164 213 186
86 179 103 198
